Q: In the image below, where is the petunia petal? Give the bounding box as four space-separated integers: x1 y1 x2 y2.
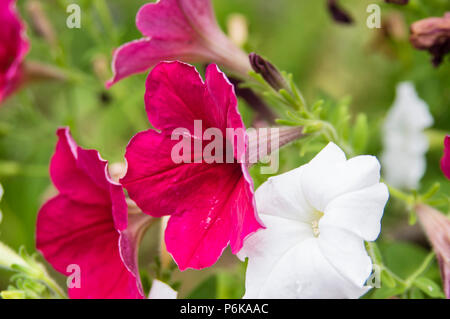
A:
163 164 254 270
50 128 110 205
121 129 205 217
301 142 382 212
36 196 143 299
106 38 212 89
238 214 312 298
318 226 373 288
136 0 216 39
244 237 369 299
148 280 178 299
321 183 389 241
145 62 239 133
254 166 314 223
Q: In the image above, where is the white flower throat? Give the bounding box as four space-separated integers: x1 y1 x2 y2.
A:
311 210 324 237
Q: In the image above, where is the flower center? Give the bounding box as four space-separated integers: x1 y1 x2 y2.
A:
311 210 324 237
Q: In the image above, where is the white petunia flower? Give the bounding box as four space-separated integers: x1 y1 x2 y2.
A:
238 142 389 299
381 82 433 189
148 279 178 299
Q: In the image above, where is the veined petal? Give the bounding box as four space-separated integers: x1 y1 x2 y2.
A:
50 128 110 205
121 129 208 217
254 167 314 223
318 226 373 287
145 62 240 133
163 165 256 270
301 143 382 212
321 183 389 241
238 214 312 298
245 237 369 299
36 196 143 299
137 0 217 39
106 38 213 88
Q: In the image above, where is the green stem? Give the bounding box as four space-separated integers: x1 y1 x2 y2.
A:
386 184 414 204
40 274 67 299
405 252 436 287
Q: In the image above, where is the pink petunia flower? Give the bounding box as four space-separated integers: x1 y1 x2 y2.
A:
0 0 29 103
121 61 264 270
106 0 251 88
36 128 151 299
441 135 450 179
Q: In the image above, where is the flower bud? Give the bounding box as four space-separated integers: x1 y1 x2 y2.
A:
410 13 450 67
327 0 353 25
249 53 288 92
416 204 450 298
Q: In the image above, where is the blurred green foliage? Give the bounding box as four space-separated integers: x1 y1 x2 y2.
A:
0 0 449 297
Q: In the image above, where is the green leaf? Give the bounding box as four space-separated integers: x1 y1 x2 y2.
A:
413 277 445 298
380 242 438 279
371 285 405 299
275 119 300 126
1 290 26 299
279 89 297 108
409 287 425 299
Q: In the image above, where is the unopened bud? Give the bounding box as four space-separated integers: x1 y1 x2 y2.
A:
416 204 450 298
327 0 353 25
410 12 450 67
249 53 288 92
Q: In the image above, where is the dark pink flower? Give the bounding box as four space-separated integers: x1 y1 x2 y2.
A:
0 0 29 103
121 61 264 270
441 135 450 179
36 128 148 299
106 0 251 88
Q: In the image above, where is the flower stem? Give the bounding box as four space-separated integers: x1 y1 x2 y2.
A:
405 252 436 287
40 274 67 299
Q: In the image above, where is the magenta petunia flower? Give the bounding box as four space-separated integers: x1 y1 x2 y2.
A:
0 0 29 103
441 135 450 180
106 0 251 88
121 61 264 270
36 128 149 299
